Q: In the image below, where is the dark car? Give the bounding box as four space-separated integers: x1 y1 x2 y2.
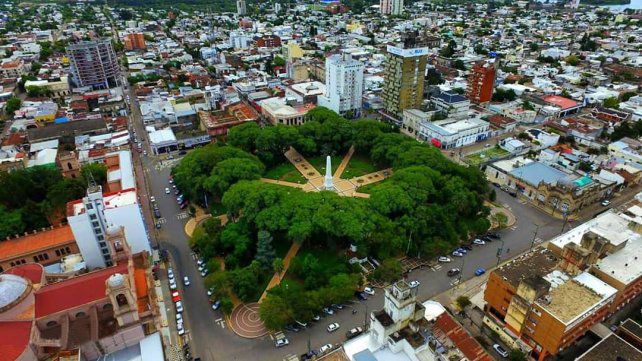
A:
481 236 493 243
179 150 187 155
355 291 368 301
300 351 319 361
346 327 364 339
447 268 461 277
153 209 161 218
460 244 473 251
284 324 300 332
485 232 501 239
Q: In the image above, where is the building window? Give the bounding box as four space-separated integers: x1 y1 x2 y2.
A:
43 253 49 260
46 321 58 327
116 294 128 307
86 203 93 210
75 311 86 318
90 214 97 220
97 235 104 241
65 247 71 253
55 250 61 256
103 303 113 311
33 256 39 262
102 248 110 254
92 221 100 228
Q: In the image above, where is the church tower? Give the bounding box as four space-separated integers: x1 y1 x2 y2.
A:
106 272 139 327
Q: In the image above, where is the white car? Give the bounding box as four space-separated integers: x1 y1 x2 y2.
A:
408 280 420 288
363 287 375 295
198 264 205 272
150 196 156 203
197 258 204 266
452 251 464 257
493 344 509 358
169 280 177 290
176 313 183 322
165 187 170 194
176 301 183 313
319 344 334 354
326 322 340 332
177 321 184 331
207 287 214 296
438 256 452 263
183 276 190 286
601 200 611 207
323 307 334 315
178 328 185 336
167 268 174 278
473 239 485 245
275 338 290 348
200 269 208 277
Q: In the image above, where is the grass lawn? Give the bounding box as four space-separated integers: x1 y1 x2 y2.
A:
465 147 510 166
307 155 342 175
264 162 307 184
340 154 378 179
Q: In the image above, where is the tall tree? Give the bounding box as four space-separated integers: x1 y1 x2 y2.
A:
255 230 276 269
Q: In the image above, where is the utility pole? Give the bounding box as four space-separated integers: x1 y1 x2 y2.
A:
530 223 540 250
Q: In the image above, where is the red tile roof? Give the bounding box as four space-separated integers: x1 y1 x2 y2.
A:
34 263 127 318
541 95 579 110
0 226 75 261
433 313 493 361
0 321 31 361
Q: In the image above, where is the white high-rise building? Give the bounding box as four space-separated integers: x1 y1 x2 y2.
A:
380 0 403 15
237 0 247 15
318 53 365 118
68 186 150 269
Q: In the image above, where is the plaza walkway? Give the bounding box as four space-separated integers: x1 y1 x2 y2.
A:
333 145 355 178
284 147 321 180
260 178 306 189
258 242 301 303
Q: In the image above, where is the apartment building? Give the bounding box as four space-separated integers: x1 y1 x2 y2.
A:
124 33 146 51
317 53 365 117
382 31 429 118
380 0 404 15
483 248 617 361
67 39 121 90
467 60 496 104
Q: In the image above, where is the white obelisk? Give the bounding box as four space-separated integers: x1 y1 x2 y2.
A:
323 155 335 190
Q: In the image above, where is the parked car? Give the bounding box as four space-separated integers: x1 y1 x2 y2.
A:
150 196 156 203
319 344 334 354
485 232 501 239
176 301 183 313
363 287 375 295
196 258 204 266
438 256 452 263
177 328 185 336
326 323 340 332
176 313 183 322
312 315 321 321
200 269 208 277
346 327 364 339
169 280 177 290
211 300 221 310
473 239 485 245
601 200 611 206
475 267 486 276
154 209 161 219
447 268 461 277
331 304 344 310
275 338 290 348
493 344 509 358
284 324 300 333
183 276 190 286
408 280 420 288
171 291 181 302
322 307 334 315
165 187 170 194
207 287 214 297
459 245 472 251
355 291 368 301
179 150 187 155
168 268 174 278
452 251 464 257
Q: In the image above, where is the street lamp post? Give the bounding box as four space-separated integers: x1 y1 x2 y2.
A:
530 223 540 250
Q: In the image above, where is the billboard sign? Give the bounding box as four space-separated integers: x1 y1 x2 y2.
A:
387 45 430 58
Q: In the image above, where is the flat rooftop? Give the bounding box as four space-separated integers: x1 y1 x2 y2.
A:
538 272 616 325
549 210 636 251
68 188 138 216
593 235 642 286
495 248 560 289
621 319 642 341
576 334 642 361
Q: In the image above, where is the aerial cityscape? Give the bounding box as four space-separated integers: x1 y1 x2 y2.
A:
0 0 641 360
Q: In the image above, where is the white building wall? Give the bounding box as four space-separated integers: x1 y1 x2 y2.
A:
318 54 364 117
68 214 106 269
104 204 150 255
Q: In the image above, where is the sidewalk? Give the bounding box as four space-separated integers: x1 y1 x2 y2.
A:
334 145 355 178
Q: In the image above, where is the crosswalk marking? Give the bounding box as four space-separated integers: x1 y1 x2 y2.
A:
157 217 167 224
283 355 297 361
215 318 226 328
176 212 189 220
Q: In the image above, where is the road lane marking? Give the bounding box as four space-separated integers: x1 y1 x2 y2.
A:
176 212 189 219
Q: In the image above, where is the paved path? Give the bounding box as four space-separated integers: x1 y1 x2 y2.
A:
184 214 228 237
348 168 392 188
259 178 306 189
333 145 355 178
258 242 301 303
284 147 321 180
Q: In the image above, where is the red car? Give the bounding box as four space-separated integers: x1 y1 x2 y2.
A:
171 291 181 303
